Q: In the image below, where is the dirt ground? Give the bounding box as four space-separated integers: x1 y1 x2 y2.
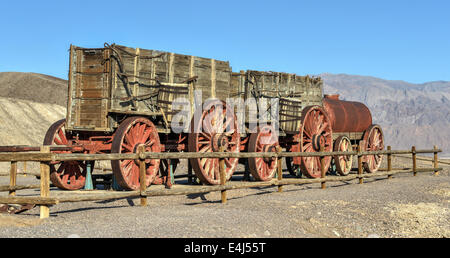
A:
0 156 448 238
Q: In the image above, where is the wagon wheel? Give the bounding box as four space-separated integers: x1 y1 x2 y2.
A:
362 124 384 173
43 119 92 190
333 135 353 176
188 99 240 185
298 106 333 178
248 125 279 181
111 117 161 190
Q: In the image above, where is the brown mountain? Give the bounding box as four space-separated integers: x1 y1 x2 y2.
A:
0 72 67 106
0 72 66 146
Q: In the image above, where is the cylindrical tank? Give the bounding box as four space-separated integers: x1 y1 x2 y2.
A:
322 94 372 133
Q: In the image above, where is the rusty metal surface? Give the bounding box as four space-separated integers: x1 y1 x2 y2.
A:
323 94 372 133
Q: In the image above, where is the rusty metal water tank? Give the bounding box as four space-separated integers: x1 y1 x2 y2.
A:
322 94 372 133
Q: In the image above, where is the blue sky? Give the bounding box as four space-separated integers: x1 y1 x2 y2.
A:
0 0 448 84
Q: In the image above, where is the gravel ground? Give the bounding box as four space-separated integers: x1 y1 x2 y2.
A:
0 158 449 238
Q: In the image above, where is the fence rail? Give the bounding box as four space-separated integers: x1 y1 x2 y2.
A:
0 145 444 219
0 148 443 162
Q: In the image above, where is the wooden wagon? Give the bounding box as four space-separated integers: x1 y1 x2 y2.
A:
44 43 384 191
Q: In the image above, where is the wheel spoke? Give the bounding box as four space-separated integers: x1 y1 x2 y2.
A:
57 129 68 145
140 126 152 143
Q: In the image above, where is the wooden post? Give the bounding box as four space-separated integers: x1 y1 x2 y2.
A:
277 147 283 193
219 147 227 204
320 145 326 189
433 145 439 176
138 145 147 206
358 144 363 184
9 161 17 196
387 146 392 179
23 161 27 176
40 146 50 219
412 146 417 176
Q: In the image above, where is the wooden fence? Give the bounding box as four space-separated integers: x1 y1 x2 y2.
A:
0 145 444 219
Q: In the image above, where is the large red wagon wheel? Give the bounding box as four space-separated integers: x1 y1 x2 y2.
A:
43 119 91 190
298 106 333 178
248 125 279 181
362 124 384 173
111 117 161 190
188 100 240 185
333 135 353 176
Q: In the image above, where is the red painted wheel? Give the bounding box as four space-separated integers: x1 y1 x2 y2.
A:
333 135 353 176
188 99 240 185
298 106 333 178
248 125 279 181
362 124 384 173
111 117 161 190
43 119 91 190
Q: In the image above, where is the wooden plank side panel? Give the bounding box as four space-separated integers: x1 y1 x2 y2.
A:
279 97 303 133
101 45 234 128
68 47 111 131
157 85 190 123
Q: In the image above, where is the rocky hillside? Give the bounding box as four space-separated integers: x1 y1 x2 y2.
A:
0 72 67 146
0 72 67 106
321 73 450 156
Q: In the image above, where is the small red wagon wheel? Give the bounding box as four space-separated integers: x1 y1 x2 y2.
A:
333 135 353 176
43 119 91 190
362 124 384 173
188 99 240 185
111 117 161 190
298 106 333 178
248 125 279 181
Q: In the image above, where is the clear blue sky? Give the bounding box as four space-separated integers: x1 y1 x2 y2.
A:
0 0 448 84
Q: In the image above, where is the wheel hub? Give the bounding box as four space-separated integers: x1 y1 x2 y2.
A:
312 134 325 151
211 134 229 152
263 145 277 162
132 143 151 165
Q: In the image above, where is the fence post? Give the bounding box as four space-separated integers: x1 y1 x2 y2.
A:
412 146 417 176
433 145 439 176
358 144 363 184
40 146 50 219
387 146 392 179
219 147 227 204
9 161 17 196
320 145 326 189
23 161 27 176
138 145 147 206
277 146 283 193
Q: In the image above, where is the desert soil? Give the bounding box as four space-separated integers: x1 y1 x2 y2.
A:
0 157 448 238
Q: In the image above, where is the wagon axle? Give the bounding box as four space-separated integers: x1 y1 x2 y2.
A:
312 134 326 152
211 134 230 152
